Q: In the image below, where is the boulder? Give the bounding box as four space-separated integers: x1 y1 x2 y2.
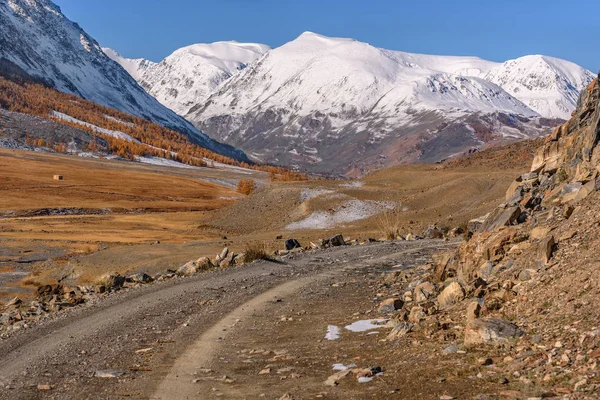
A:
408 306 426 323
387 322 414 340
98 273 125 290
421 225 444 239
467 214 488 234
285 239 302 251
477 261 494 281
196 257 214 270
538 235 555 264
464 318 524 346
216 247 229 262
437 282 465 309
414 282 436 303
177 261 198 276
327 234 346 247
128 272 153 284
466 301 481 321
377 298 403 314
4 297 22 307
219 252 237 268
478 206 521 233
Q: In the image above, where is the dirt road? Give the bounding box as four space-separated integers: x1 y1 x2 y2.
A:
0 240 456 399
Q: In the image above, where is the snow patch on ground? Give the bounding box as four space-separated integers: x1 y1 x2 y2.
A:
332 363 356 371
51 111 140 143
324 325 341 341
339 181 364 188
300 188 335 202
135 156 200 169
344 319 388 332
286 200 394 230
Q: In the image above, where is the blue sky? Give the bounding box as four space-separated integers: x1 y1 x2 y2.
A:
54 0 598 71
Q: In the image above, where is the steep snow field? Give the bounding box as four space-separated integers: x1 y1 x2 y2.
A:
104 42 270 116
485 55 596 119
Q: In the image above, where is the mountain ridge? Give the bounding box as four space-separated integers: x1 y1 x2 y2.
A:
0 0 244 159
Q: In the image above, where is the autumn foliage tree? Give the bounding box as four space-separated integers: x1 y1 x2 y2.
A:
0 75 310 179
237 179 256 195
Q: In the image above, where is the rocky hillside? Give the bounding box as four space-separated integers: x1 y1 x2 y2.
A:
379 73 600 396
0 0 243 159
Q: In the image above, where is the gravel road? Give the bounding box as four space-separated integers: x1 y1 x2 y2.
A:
0 240 455 399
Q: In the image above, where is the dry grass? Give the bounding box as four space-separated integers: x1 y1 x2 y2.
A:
377 208 402 240
243 242 270 263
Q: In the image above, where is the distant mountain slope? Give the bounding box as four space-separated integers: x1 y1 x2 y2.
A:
484 55 596 119
180 32 566 174
104 42 271 116
0 0 243 159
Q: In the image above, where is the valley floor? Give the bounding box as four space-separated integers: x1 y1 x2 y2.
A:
0 240 498 400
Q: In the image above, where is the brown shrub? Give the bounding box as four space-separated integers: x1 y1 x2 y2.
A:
237 179 256 195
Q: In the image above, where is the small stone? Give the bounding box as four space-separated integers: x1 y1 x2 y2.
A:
37 384 52 390
442 345 459 355
95 370 126 378
259 368 271 375
324 369 352 386
478 357 494 366
440 395 454 400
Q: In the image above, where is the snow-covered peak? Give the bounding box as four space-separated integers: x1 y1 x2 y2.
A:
198 32 534 119
485 55 595 119
107 40 271 115
102 47 155 80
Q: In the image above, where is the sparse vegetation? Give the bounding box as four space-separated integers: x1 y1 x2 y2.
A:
243 242 270 263
378 208 402 240
237 179 256 195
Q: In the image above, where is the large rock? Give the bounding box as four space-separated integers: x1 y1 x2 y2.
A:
216 247 229 262
177 261 198 276
387 322 414 340
196 257 214 269
538 235 555 264
414 282 436 303
98 272 125 290
421 225 444 239
377 298 403 313
478 206 521 233
285 239 302 251
437 282 465 309
327 234 346 247
464 318 524 346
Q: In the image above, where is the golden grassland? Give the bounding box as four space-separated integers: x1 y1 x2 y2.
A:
0 140 536 298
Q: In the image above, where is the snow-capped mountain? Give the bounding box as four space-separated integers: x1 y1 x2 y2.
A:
0 0 243 158
104 42 271 116
484 55 596 119
182 32 581 173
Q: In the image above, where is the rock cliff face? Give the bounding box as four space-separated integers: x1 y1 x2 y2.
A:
398 75 600 392
453 74 600 282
